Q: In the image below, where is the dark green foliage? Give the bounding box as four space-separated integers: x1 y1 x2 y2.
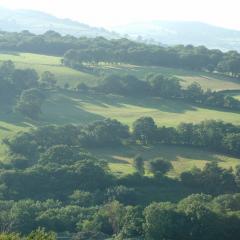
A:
223 133 240 155
0 61 40 104
15 88 45 119
83 119 129 147
39 145 93 165
144 202 188 240
133 117 158 144
105 185 138 205
69 190 94 207
117 206 144 239
147 158 173 177
180 162 237 194
147 74 181 98
40 71 56 89
132 156 145 176
26 228 56 240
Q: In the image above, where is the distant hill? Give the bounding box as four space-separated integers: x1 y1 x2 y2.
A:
2 7 240 51
0 7 117 38
111 21 240 51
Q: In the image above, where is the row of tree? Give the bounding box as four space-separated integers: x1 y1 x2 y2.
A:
4 117 240 161
89 74 240 110
133 117 240 156
1 30 240 76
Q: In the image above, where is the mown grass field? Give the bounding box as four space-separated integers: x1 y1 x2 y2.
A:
0 52 240 175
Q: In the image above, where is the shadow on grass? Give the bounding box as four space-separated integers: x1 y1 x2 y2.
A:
64 90 196 114
0 108 34 129
88 143 222 165
41 93 104 125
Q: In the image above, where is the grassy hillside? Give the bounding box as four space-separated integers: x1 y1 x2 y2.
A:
0 52 97 87
1 52 240 175
93 63 240 91
41 91 240 128
1 52 240 91
88 144 240 177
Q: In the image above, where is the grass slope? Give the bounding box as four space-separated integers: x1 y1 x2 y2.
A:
1 52 240 91
88 144 240 177
0 52 240 174
0 52 97 87
94 63 240 91
42 91 240 127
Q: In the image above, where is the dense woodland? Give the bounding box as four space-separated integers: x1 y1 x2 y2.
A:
0 119 240 239
0 30 240 239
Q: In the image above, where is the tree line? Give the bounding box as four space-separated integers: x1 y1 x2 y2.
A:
85 74 240 111
1 30 240 76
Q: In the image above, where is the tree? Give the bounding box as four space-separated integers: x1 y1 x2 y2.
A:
133 156 145 176
144 202 188 240
82 201 126 236
117 206 144 239
27 228 56 240
184 82 204 103
15 88 45 119
235 165 240 187
69 190 94 207
133 117 158 145
76 83 89 92
12 69 39 92
178 194 220 240
147 159 173 177
223 133 240 156
40 71 56 89
148 74 181 98
0 233 21 240
39 145 92 165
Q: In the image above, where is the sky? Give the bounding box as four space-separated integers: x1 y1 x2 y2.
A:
0 0 240 30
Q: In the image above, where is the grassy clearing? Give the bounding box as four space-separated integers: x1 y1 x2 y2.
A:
0 52 97 87
88 144 240 177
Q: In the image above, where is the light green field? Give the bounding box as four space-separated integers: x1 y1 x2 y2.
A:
88 144 240 177
0 52 97 87
1 52 240 91
41 91 240 127
234 95 240 100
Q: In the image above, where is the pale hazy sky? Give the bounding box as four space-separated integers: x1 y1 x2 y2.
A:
0 0 240 29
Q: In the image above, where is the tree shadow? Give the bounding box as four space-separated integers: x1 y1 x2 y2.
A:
87 143 223 167
41 92 104 125
65 91 196 114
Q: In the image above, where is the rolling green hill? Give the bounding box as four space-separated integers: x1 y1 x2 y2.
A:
1 52 240 176
1 52 240 90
